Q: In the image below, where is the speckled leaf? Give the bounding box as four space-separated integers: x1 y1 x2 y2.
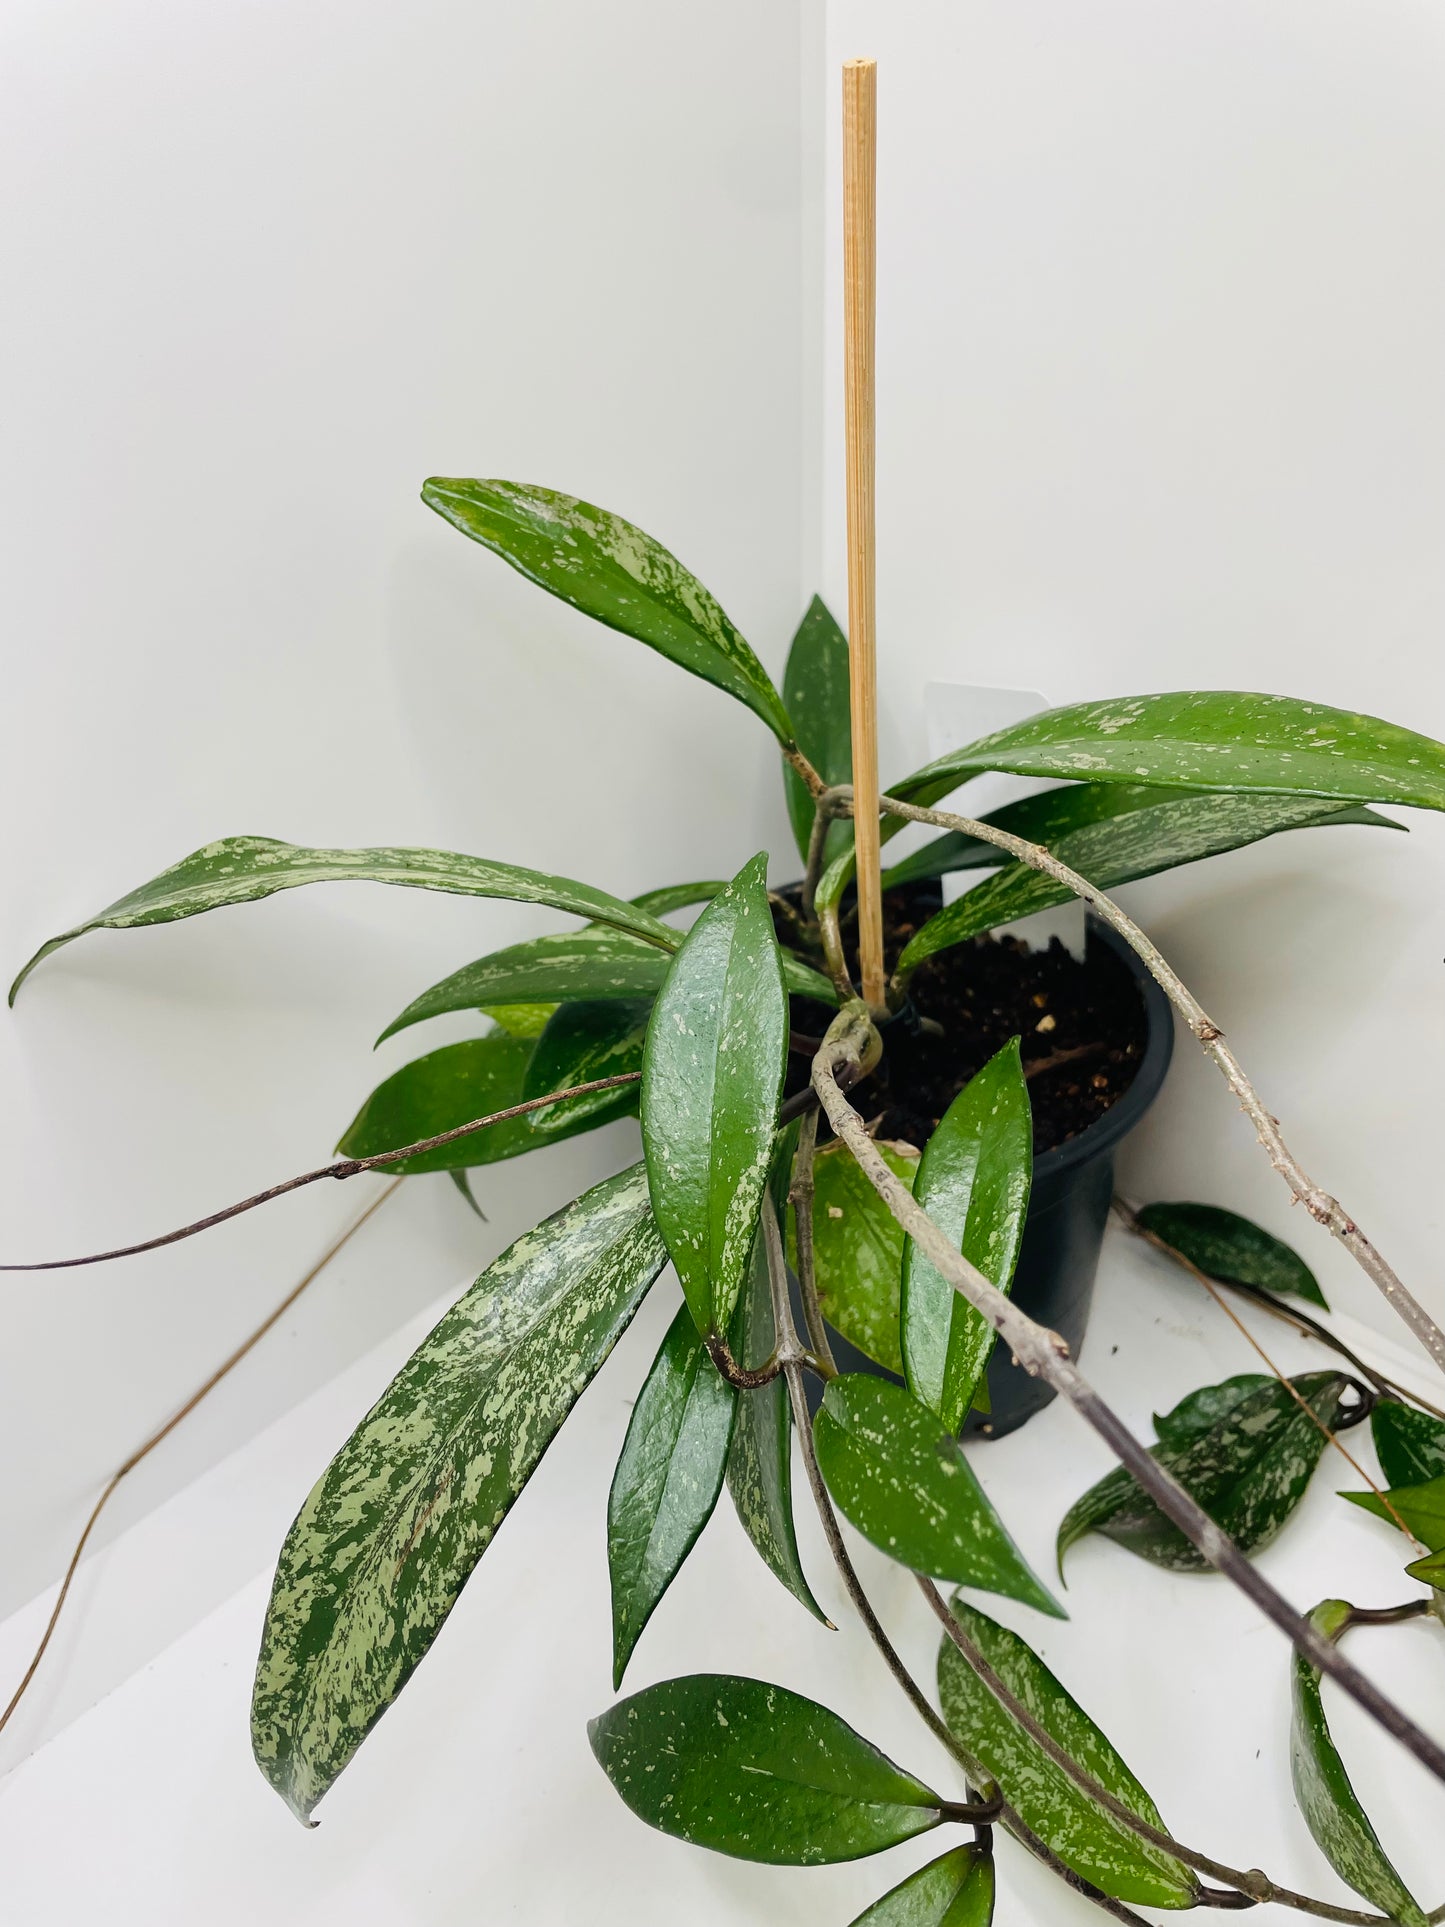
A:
902 1042 1033 1434
849 1845 995 1926
814 1377 1061 1615
897 793 1399 976
522 999 649 1139
782 596 853 864
881 784 1199 891
937 1598 1197 1908
788 1138 919 1376
11 837 681 1003
1371 1399 1445 1490
1137 1201 1326 1308
608 1305 737 1687
642 853 788 1336
422 478 797 746
888 690 1445 815
629 880 726 920
251 1162 666 1823
1151 1374 1271 1449
1343 1474 1445 1552
1290 1599 1428 1926
1058 1372 1348 1574
336 1036 546 1173
588 1674 943 1865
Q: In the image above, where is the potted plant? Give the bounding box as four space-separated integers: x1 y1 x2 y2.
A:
10 473 1445 1925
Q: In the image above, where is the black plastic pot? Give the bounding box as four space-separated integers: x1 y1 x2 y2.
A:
801 917 1174 1440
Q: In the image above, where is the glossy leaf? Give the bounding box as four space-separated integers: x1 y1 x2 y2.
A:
1058 1372 1349 1574
1405 1546 1445 1587
782 596 853 864
814 1376 1062 1615
1290 1599 1428 1926
588 1674 943 1865
448 1168 487 1219
1343 1474 1445 1552
522 998 649 1139
789 1137 919 1376
936 1597 1197 1908
902 1041 1033 1434
1136 1201 1326 1308
336 1036 549 1173
480 1002 557 1037
422 477 797 745
889 690 1445 816
608 1305 737 1687
897 794 1398 976
252 1163 666 1822
629 880 726 920
1371 1398 1445 1490
642 853 788 1336
11 836 680 1003
849 1845 995 1927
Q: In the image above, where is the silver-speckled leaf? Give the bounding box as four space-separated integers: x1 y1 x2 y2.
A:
251 1162 666 1823
522 999 650 1139
1370 1398 1445 1490
848 1844 995 1927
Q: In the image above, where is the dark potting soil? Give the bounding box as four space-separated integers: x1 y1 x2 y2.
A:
780 881 1149 1156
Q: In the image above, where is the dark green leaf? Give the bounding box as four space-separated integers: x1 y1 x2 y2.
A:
902 1041 1033 1434
814 1376 1061 1615
522 998 648 1139
889 690 1445 815
1371 1398 1445 1490
629 880 725 920
849 1845 995 1927
936 1598 1197 1908
11 837 681 1003
422 478 797 746
1136 1201 1326 1308
1290 1599 1428 1927
252 1162 666 1822
336 1036 544 1173
897 794 1399 976
448 1168 488 1219
788 1137 919 1376
379 929 674 1043
1343 1474 1445 1552
608 1305 737 1687
1058 1372 1349 1574
588 1673 942 1865
642 853 788 1335
782 596 853 865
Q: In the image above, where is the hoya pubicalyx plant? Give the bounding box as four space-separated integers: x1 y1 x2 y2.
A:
12 475 1445 1924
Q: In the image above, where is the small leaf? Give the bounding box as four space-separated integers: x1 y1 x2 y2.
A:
448 1168 488 1219
588 1674 943 1865
902 1041 1033 1434
848 1845 995 1927
936 1598 1197 1908
480 1002 557 1038
1058 1372 1349 1574
422 478 797 746
1342 1474 1445 1552
1136 1201 1326 1308
629 880 726 919
11 836 680 1002
1405 1546 1445 1587
1290 1600 1428 1926
782 596 853 864
642 853 788 1336
337 1036 545 1173
608 1305 737 1687
523 999 649 1138
788 1137 919 1376
814 1376 1062 1616
1371 1398 1445 1489
252 1162 666 1822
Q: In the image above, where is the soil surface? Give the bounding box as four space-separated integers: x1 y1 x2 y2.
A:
781 880 1149 1156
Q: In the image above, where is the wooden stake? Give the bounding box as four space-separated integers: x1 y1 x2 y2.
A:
843 57 884 1010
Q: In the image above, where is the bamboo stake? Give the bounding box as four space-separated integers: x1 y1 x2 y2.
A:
843 57 885 1010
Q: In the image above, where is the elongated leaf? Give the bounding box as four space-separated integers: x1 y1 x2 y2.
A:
898 794 1399 976
608 1305 736 1687
1136 1201 1326 1307
422 477 797 745
1290 1600 1428 1926
1371 1398 1445 1490
252 1162 666 1822
11 837 681 1002
1406 1546 1445 1586
814 1376 1061 1615
902 1042 1033 1433
788 1137 919 1376
937 1598 1197 1908
588 1674 943 1865
889 690 1445 815
642 853 788 1335
481 1002 557 1037
522 998 649 1139
782 596 853 864
448 1168 488 1219
1343 1474 1445 1552
630 880 725 919
1058 1372 1348 1574
380 929 674 1042
849 1845 995 1927
336 1036 550 1173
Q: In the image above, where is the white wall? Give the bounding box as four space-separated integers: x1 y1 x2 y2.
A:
818 0 1445 1341
0 0 806 1618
